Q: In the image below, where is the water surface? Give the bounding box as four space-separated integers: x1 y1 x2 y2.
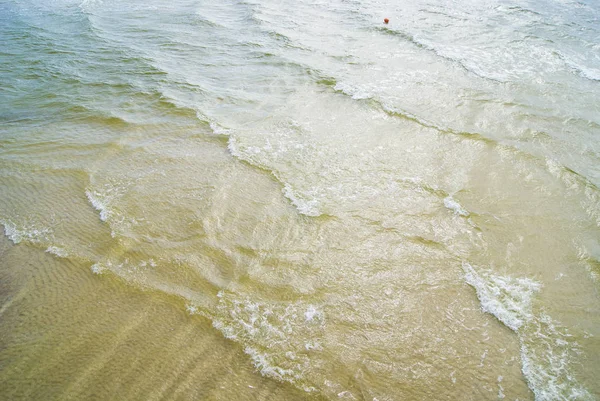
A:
1 0 599 399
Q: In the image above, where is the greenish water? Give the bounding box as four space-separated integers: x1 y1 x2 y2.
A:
1 0 599 399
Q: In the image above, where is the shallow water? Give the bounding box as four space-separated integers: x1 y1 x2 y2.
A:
1 0 599 400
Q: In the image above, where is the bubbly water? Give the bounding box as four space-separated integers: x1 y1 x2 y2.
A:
1 0 599 400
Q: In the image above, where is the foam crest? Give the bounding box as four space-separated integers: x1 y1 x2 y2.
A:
226 136 245 160
244 346 300 383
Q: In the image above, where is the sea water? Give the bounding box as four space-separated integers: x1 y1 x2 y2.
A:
1 0 599 400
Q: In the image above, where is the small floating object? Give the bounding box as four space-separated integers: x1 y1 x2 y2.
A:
384 18 389 24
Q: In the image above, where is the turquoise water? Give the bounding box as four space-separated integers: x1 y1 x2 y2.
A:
1 0 600 399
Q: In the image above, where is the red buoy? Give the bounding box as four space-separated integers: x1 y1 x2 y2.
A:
384 18 389 24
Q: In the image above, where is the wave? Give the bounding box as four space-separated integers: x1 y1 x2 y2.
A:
370 26 505 83
81 249 329 393
545 158 600 227
213 78 600 228
7 4 596 397
556 51 600 81
330 79 600 227
463 263 592 400
463 263 541 331
226 134 323 217
331 80 496 144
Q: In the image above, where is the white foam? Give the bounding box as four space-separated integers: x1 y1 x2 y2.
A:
336 390 354 399
85 182 137 237
1 220 51 245
444 196 469 217
462 263 540 331
244 346 298 382
497 376 505 399
545 158 600 228
91 263 106 275
304 305 322 322
86 189 111 222
333 82 374 100
226 136 249 162
520 328 591 401
228 133 322 217
479 349 488 367
304 341 322 351
282 184 321 217
46 246 68 258
211 292 325 388
209 121 232 136
575 244 599 282
463 263 591 400
186 304 198 314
